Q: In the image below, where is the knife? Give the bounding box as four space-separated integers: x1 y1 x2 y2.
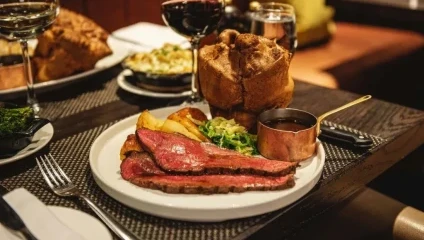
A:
0 185 38 240
319 125 373 149
0 185 8 195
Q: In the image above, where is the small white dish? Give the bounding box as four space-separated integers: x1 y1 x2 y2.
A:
49 206 113 240
117 69 191 98
0 123 54 165
89 104 326 222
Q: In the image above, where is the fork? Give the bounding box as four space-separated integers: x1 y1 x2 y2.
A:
36 154 140 240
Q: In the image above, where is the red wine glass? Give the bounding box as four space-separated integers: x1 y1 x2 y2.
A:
161 0 225 105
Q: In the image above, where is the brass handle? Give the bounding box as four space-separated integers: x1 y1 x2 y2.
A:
316 95 372 135
394 206 424 240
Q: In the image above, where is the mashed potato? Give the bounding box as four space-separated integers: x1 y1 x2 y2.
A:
124 43 192 75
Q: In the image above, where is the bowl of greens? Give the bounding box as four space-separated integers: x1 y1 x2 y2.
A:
0 102 50 156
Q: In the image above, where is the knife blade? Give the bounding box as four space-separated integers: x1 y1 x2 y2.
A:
0 186 38 240
0 184 9 195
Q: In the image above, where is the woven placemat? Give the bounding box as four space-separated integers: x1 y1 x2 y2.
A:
320 120 385 181
38 76 122 121
0 120 385 240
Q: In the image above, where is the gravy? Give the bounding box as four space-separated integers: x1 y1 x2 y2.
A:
263 118 312 132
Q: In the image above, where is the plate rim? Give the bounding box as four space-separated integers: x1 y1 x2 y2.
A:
47 206 113 240
89 105 325 221
0 37 129 97
0 123 54 165
117 69 192 98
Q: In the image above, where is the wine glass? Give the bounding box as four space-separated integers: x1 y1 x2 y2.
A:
250 2 297 57
161 0 225 105
0 0 59 115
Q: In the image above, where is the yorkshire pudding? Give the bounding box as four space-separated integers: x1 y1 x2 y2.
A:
198 29 294 131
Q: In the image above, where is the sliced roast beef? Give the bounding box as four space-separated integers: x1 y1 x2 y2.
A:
130 173 295 194
120 152 295 194
137 128 297 176
120 152 165 180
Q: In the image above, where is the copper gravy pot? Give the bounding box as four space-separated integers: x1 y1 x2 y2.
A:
257 95 372 162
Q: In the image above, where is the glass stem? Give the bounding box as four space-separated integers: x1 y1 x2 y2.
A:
189 37 201 101
20 40 39 115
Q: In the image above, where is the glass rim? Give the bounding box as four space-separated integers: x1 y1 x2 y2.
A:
257 2 294 14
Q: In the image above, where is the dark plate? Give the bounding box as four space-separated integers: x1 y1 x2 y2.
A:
121 56 191 93
0 102 50 157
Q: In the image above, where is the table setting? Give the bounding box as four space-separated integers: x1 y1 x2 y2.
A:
1 1 423 240
0 186 112 240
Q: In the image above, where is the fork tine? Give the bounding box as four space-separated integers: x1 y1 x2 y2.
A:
39 155 60 187
48 153 72 184
45 154 66 185
36 157 56 190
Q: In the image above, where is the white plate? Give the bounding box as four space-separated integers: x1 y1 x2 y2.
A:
0 37 130 99
89 104 325 222
117 69 191 98
0 123 54 165
48 206 113 240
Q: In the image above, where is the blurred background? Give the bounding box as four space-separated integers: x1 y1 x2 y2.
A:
60 0 424 111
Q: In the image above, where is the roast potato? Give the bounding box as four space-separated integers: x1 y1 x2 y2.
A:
161 119 201 141
167 107 210 142
134 108 209 142
120 134 142 160
136 110 164 130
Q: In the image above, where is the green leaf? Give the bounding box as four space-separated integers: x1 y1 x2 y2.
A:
198 117 258 156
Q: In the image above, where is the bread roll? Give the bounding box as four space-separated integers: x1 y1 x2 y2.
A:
198 30 294 131
0 64 26 90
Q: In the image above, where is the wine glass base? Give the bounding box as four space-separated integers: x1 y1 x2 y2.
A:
181 95 207 106
29 102 41 117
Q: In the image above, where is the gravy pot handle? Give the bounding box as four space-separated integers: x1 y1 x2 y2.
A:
319 125 373 149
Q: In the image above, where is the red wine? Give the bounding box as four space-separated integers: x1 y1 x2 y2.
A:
161 0 224 38
263 118 312 132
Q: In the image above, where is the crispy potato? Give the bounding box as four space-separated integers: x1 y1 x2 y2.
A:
167 107 210 142
120 134 142 160
136 110 164 130
161 119 201 141
133 108 208 143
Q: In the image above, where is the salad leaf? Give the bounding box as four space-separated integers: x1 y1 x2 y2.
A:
199 117 258 155
0 106 33 136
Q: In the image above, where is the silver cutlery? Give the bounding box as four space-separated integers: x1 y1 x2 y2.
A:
0 184 9 195
0 188 38 240
36 154 140 240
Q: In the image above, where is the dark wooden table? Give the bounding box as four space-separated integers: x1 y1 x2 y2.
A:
1 67 423 239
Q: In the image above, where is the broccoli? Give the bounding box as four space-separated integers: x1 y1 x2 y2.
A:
0 106 34 136
199 117 259 156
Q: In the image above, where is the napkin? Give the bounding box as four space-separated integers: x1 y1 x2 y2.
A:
0 188 85 240
112 22 190 49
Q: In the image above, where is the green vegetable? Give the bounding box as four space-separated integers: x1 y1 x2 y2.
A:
0 106 33 136
199 117 259 156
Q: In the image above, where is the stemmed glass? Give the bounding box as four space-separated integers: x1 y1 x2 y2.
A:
250 2 297 57
161 0 225 105
0 0 59 115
